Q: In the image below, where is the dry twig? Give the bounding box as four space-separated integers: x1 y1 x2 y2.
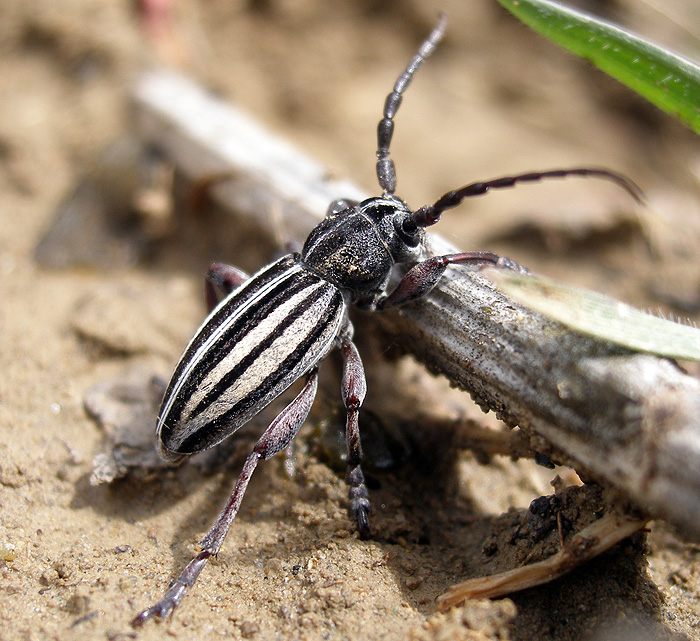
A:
131 69 700 540
437 512 648 609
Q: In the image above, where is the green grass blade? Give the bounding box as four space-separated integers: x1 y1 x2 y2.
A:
496 0 700 134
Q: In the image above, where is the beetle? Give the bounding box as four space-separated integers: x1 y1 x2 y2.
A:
132 14 641 625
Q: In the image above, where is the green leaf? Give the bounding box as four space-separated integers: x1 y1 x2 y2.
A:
496 0 700 134
485 268 700 361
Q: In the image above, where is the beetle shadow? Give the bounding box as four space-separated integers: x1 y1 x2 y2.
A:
354 415 674 641
72 375 345 579
71 389 300 532
317 337 673 638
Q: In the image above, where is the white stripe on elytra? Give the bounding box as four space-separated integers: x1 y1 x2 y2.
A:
176 281 340 444
184 279 324 421
156 262 303 436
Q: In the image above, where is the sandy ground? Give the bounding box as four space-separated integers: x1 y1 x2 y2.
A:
3 0 700 639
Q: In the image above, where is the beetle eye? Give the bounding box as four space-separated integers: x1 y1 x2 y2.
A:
396 215 420 246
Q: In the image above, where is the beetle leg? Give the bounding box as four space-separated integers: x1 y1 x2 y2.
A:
340 340 371 538
326 198 359 217
377 251 523 309
205 262 249 311
132 369 319 626
283 442 297 477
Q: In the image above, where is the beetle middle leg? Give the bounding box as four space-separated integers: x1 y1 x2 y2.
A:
133 368 319 625
340 339 371 537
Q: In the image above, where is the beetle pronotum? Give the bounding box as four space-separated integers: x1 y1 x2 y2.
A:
133 14 641 625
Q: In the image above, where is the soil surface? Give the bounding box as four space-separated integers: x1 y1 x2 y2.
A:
2 1 700 640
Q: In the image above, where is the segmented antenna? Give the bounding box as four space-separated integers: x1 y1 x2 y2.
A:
407 167 645 229
376 13 448 195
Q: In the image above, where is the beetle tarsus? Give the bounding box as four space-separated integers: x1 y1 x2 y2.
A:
132 550 212 626
355 503 372 540
496 255 529 274
349 481 372 538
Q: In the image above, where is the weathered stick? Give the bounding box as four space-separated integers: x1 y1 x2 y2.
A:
131 69 700 539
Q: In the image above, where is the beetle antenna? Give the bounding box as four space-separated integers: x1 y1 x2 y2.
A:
376 13 448 196
408 167 645 228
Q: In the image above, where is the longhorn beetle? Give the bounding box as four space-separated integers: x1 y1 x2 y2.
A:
133 14 642 625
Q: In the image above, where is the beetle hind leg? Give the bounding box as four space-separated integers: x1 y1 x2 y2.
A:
132 370 319 626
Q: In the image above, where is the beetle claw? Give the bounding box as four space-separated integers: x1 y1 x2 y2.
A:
356 508 372 540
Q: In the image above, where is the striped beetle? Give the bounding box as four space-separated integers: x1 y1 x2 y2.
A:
133 14 641 624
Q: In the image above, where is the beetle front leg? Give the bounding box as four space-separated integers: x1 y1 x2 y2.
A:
132 369 319 626
340 340 371 538
205 262 249 311
377 251 524 309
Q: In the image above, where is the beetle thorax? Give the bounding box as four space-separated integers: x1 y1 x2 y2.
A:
301 196 424 302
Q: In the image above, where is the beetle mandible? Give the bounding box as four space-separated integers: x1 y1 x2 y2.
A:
133 14 641 625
